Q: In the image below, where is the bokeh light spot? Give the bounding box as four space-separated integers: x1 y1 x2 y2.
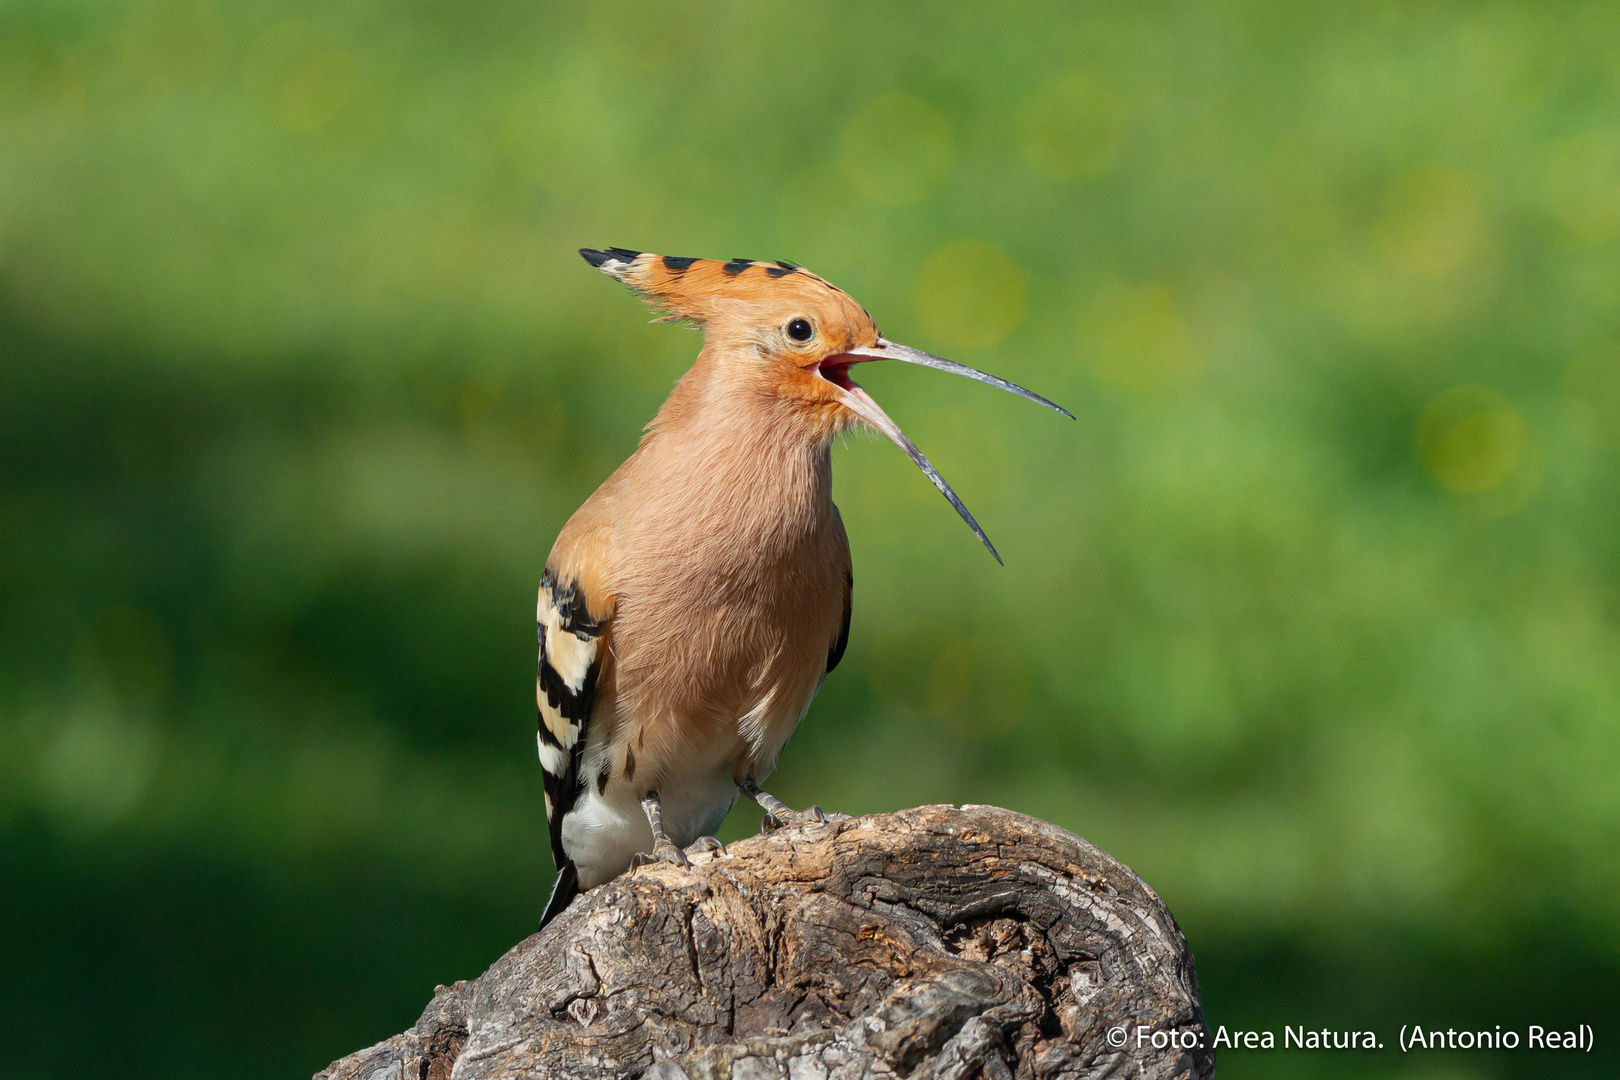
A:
278 52 357 133
120 0 223 90
927 643 972 716
839 95 952 206
1417 385 1528 494
1561 347 1620 450
38 709 157 834
927 638 1030 740
1080 285 1203 393
241 20 357 133
1540 128 1620 245
915 241 1028 350
1325 167 1498 344
585 0 703 71
1379 168 1488 283
1021 71 1126 182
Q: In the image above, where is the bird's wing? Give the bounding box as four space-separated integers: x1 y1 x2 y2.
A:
826 568 852 675
536 529 614 926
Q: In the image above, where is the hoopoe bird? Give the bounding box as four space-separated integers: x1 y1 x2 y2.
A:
537 248 1070 928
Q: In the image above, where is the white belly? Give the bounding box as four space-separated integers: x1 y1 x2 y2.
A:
560 746 741 890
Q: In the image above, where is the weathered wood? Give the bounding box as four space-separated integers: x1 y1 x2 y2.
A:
316 805 1212 1080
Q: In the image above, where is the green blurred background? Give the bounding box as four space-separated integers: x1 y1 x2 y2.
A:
3 1 1618 1077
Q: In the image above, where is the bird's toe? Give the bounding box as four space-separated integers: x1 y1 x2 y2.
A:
761 805 846 831
653 839 691 868
689 835 727 856
801 805 854 825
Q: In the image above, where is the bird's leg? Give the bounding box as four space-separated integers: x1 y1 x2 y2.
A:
630 790 691 870
738 777 850 832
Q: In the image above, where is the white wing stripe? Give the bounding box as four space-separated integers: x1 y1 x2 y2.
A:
538 736 570 775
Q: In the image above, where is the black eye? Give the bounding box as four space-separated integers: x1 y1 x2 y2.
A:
786 318 814 342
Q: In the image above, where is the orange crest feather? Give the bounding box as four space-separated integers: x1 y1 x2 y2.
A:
579 248 865 327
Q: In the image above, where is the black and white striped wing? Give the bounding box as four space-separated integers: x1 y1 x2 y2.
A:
536 566 606 927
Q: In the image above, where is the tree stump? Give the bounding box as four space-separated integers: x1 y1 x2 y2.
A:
316 805 1212 1080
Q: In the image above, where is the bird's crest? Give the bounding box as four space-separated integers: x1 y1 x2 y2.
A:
580 248 857 324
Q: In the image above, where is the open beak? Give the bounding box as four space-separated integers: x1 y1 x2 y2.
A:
819 338 1073 565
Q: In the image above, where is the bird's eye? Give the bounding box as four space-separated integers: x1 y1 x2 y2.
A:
786 318 814 343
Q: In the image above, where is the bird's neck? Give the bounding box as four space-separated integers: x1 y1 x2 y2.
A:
636 354 834 550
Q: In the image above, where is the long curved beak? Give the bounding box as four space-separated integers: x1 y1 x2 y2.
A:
840 340 1075 420
822 338 1073 564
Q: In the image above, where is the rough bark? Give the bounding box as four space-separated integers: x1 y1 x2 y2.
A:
316 804 1212 1080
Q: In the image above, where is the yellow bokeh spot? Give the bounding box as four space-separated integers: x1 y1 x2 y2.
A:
1540 128 1620 245
241 20 357 134
278 52 358 133
1378 168 1488 283
1562 347 1620 450
1325 167 1498 345
916 241 1028 350
121 0 223 90
1080 285 1203 393
927 642 972 716
585 0 702 71
1021 71 1125 182
927 639 1030 740
839 95 952 206
1416 385 1527 494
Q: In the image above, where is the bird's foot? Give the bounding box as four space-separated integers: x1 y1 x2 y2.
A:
739 778 852 833
630 838 691 871
760 805 853 832
633 790 691 870
688 835 727 856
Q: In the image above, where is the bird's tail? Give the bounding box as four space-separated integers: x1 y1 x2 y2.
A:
538 860 580 931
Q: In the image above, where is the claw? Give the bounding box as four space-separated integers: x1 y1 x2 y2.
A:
689 835 727 856
630 842 690 872
634 790 690 870
741 778 848 833
761 805 845 831
653 839 690 868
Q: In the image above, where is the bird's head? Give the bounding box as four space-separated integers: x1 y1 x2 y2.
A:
581 248 1072 562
